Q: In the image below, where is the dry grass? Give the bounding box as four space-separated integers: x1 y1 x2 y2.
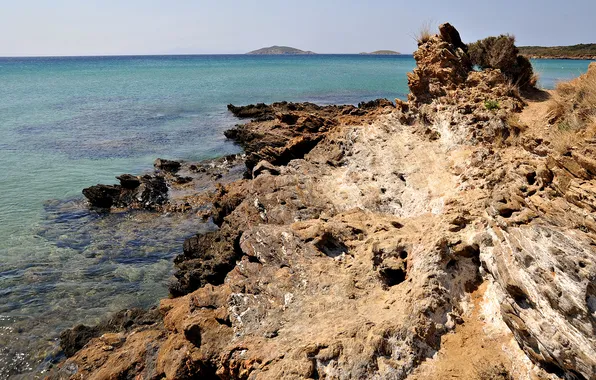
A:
529 72 540 88
506 113 527 135
413 21 434 45
474 362 513 380
551 128 582 154
549 114 596 153
503 79 521 98
548 67 596 124
546 64 596 152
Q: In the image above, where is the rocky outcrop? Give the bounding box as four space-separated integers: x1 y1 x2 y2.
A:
407 22 472 105
154 158 182 173
82 174 168 210
170 100 396 297
407 23 525 144
52 24 596 380
225 100 395 174
477 64 596 379
82 155 245 212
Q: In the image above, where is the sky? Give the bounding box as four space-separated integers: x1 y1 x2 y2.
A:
0 0 594 57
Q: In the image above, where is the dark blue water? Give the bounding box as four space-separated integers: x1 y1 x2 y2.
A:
0 54 591 379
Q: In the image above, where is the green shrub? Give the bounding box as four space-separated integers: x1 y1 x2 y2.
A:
484 100 500 110
468 35 536 89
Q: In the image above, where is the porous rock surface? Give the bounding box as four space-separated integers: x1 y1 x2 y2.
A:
50 25 595 379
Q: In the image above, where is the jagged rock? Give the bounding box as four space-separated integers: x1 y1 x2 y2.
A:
407 23 472 106
81 154 246 213
406 23 525 144
81 184 121 209
169 227 242 297
357 98 395 109
278 113 299 125
116 174 141 189
252 160 280 178
59 308 161 358
227 103 274 119
154 158 181 173
225 100 390 174
439 23 467 51
83 174 168 210
59 325 101 358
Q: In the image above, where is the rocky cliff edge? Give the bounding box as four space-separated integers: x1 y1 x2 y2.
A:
50 24 596 380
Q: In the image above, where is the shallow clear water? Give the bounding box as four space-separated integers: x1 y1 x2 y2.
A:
0 55 591 378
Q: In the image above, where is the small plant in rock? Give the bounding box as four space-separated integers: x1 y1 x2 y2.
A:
484 100 500 110
557 121 572 131
413 20 434 45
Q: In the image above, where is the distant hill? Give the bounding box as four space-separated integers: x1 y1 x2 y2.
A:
519 44 596 59
359 50 401 55
247 46 316 55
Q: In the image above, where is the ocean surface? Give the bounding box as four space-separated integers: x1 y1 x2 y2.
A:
0 55 591 378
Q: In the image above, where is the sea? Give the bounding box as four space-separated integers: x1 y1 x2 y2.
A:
0 54 592 378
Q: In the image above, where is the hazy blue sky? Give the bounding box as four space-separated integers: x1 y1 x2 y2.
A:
0 0 594 56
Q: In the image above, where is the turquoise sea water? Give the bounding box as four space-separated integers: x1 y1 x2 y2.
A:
0 55 592 378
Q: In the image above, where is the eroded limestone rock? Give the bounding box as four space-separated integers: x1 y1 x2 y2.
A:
52 24 596 380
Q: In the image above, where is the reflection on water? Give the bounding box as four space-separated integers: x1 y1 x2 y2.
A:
0 198 212 379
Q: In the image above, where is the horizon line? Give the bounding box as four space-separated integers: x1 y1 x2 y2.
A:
0 53 416 59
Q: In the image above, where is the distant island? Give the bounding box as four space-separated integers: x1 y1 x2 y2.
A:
519 44 596 60
359 50 401 55
247 46 316 55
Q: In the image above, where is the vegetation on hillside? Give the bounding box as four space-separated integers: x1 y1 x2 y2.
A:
359 50 401 55
247 46 316 55
519 44 596 59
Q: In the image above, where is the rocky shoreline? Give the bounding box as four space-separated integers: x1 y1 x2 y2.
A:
49 24 595 379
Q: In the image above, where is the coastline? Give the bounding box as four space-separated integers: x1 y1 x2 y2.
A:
525 55 596 60
47 25 596 380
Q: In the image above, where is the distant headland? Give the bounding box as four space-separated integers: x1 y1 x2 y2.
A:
246 46 316 55
359 50 401 55
245 46 403 55
519 43 596 60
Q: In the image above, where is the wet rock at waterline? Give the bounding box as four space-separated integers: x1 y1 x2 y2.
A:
83 174 168 210
82 155 245 212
